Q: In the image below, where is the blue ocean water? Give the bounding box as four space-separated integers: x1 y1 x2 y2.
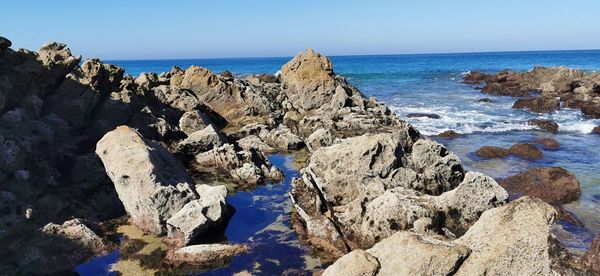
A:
82 50 600 274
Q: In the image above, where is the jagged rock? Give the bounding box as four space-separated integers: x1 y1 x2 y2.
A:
306 128 333 152
40 219 110 255
179 110 212 135
499 167 580 204
0 36 11 51
260 125 304 151
454 197 558 275
135 72 159 90
322 249 379 276
194 144 283 186
177 125 227 156
280 49 336 111
163 243 249 267
291 131 506 253
95 126 198 235
44 58 124 127
528 119 559 133
236 135 276 154
582 235 600 274
166 185 228 246
152 85 200 112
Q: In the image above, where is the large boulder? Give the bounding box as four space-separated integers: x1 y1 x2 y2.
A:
499 167 581 204
291 131 507 254
324 232 471 276
280 49 336 111
95 126 199 235
454 197 558 275
176 125 227 156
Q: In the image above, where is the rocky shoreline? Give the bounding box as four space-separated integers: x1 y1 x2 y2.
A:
1 36 599 275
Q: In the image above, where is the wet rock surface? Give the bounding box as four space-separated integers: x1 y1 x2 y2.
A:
499 167 581 205
476 143 543 160
464 67 600 118
528 119 559 133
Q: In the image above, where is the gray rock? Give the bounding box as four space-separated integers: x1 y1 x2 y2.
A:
164 243 249 267
95 126 198 235
306 128 333 152
177 125 227 156
322 249 379 276
179 110 212 135
166 185 228 246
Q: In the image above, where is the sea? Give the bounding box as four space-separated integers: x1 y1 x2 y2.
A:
76 50 600 275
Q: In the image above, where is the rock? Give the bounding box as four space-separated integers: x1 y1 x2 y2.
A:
166 185 228 246
164 243 249 268
260 125 304 151
280 49 336 111
305 128 333 152
463 71 486 84
219 71 233 78
322 249 379 276
513 97 561 113
508 143 543 160
194 144 283 186
528 119 559 133
436 130 460 138
325 232 472 276
592 126 600 134
135 72 159 90
177 125 227 156
582 235 600 274
96 126 199 235
0 36 11 51
454 197 558 275
236 135 276 154
291 131 510 254
178 110 212 135
475 146 509 158
40 218 110 255
406 113 441 119
477 98 494 103
499 167 581 204
536 138 560 150
152 85 201 112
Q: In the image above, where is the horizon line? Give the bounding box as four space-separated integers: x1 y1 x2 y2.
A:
104 48 600 62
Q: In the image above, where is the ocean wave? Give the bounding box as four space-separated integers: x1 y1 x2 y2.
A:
390 104 599 136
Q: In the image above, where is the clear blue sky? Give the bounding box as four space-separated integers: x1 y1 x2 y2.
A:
1 0 599 60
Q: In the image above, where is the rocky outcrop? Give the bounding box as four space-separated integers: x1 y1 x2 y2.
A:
325 197 561 275
290 131 507 255
499 167 581 204
465 67 600 118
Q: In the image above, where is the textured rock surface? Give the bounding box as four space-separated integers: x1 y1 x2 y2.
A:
96 126 199 234
322 249 379 276
465 67 600 118
454 197 558 275
528 119 559 133
582 235 600 274
499 167 581 204
475 146 509 158
291 131 507 254
164 243 249 267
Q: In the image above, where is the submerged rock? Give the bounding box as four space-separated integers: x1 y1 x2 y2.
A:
536 138 560 150
508 143 543 160
406 113 441 119
475 146 509 158
499 167 581 204
163 243 249 268
436 130 461 138
528 119 559 133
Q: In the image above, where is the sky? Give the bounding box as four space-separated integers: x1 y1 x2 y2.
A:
1 0 599 60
